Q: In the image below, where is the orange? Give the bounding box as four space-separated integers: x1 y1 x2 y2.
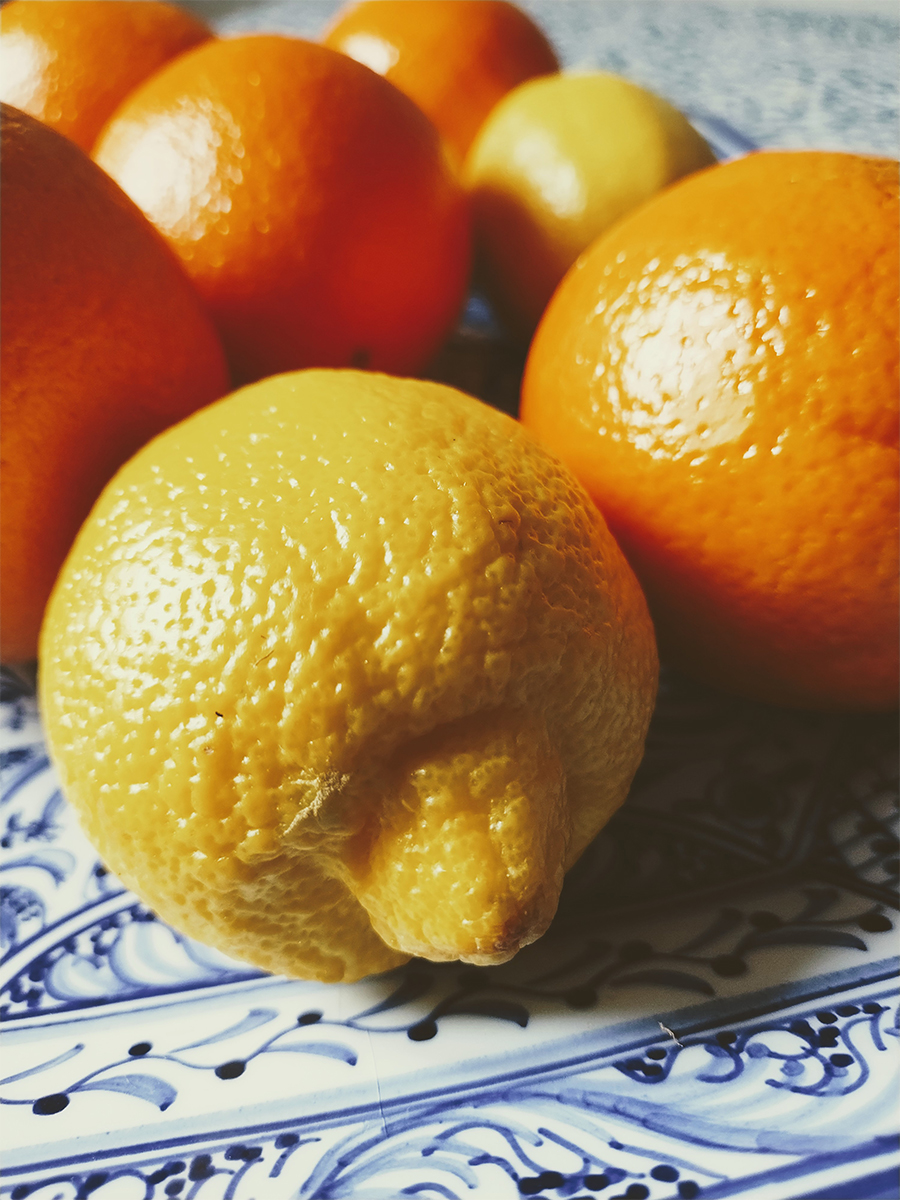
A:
521 151 899 712
1 104 229 663
322 0 559 166
93 35 471 385
40 370 657 982
0 0 211 152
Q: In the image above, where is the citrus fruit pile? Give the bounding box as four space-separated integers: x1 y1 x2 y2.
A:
2 0 896 984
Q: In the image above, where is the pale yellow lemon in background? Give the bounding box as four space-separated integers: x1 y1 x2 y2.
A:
39 370 658 984
465 71 716 337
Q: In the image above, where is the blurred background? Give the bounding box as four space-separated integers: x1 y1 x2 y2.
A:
183 0 899 157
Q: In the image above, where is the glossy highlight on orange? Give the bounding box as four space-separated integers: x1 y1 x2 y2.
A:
521 150 899 711
323 0 559 165
0 0 212 151
94 35 471 384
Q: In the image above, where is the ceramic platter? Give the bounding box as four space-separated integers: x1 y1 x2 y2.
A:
2 3 898 1197
2 658 898 1200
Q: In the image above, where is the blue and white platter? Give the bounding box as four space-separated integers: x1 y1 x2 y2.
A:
2 646 897 1200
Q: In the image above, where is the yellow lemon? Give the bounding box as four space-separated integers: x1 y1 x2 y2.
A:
39 371 657 983
464 71 716 336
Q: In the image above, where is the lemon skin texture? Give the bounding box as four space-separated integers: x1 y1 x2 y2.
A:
39 370 658 983
464 71 715 337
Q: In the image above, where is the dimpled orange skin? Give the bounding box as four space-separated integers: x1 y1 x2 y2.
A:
322 0 559 166
39 371 658 983
0 0 211 152
0 104 229 664
93 35 471 385
521 151 899 711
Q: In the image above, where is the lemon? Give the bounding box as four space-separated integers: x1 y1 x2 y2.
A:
39 370 657 983
464 71 716 336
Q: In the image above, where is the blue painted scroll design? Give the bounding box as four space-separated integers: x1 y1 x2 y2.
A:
1 983 896 1199
0 895 263 1020
1 671 82 958
2 668 117 962
0 869 893 1029
0 1004 358 1119
2 929 896 1125
294 983 899 1199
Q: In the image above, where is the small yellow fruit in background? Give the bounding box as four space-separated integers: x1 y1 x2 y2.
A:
39 370 658 983
465 71 716 337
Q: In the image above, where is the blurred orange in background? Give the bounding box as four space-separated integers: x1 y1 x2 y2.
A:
0 0 212 152
1 104 229 663
94 34 471 384
322 0 559 166
522 150 899 712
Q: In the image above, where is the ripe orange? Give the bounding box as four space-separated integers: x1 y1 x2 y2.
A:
1 104 229 663
93 35 471 385
322 0 559 165
0 0 211 152
521 151 899 712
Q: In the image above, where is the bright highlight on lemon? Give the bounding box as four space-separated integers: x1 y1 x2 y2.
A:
39 370 658 983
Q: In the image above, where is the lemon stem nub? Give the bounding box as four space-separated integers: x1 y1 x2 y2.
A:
341 709 570 965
